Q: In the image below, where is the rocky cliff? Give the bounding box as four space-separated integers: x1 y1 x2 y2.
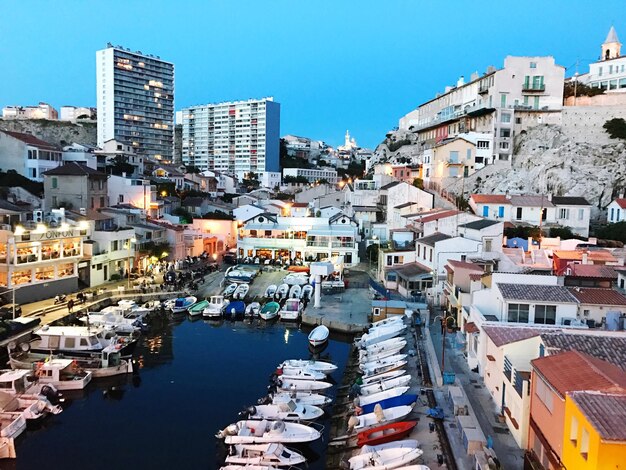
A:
0 118 97 148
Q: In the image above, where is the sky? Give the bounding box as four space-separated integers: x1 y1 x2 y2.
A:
0 0 623 148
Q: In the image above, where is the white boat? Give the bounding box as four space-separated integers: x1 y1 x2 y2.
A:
362 338 407 356
217 420 321 444
275 284 289 300
352 405 414 431
279 299 303 321
0 411 26 440
356 325 406 348
362 360 408 377
32 359 93 391
170 296 197 314
245 302 261 317
360 439 420 453
360 369 406 386
301 284 313 301
245 402 324 421
264 285 277 298
283 273 309 286
288 285 301 299
360 354 408 372
233 284 249 300
349 445 423 470
392 466 431 470
277 367 325 381
359 375 412 396
225 443 306 467
356 386 411 407
203 295 229 318
370 315 405 329
259 302 280 321
220 465 275 470
224 283 239 297
277 377 332 391
81 311 143 335
270 392 332 407
280 359 337 375
0 391 61 421
308 325 329 347
359 344 406 363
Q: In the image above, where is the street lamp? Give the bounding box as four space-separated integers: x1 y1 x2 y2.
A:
126 238 136 289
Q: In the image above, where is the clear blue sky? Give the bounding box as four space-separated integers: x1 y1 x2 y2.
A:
0 0 621 148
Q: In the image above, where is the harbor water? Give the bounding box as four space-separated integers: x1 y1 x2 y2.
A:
9 317 352 470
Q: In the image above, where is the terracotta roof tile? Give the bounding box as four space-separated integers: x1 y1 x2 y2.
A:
532 350 626 398
448 260 484 272
1 130 58 150
567 288 626 306
471 194 511 204
498 283 578 303
570 391 626 441
541 333 626 371
565 264 617 279
553 250 617 263
613 198 626 209
408 210 460 223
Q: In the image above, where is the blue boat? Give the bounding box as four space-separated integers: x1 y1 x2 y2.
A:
223 300 245 319
360 394 418 414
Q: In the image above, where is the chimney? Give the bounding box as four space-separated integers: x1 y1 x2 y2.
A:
505 190 511 200
122 172 126 178
470 72 479 81
444 86 453 93
457 76 465 87
547 193 552 201
582 252 589 264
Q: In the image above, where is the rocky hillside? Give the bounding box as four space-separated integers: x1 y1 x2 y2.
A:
0 118 97 147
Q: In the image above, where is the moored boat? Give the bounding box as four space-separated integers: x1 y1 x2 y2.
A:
225 443 306 467
233 283 249 300
308 325 329 347
357 387 411 407
276 377 332 391
243 402 324 421
356 421 418 447
170 296 197 314
280 359 337 375
264 285 277 298
355 324 406 348
275 284 289 300
259 302 280 321
224 301 246 319
360 354 408 372
361 338 407 355
359 343 406 363
288 285 301 299
360 369 406 386
269 391 332 408
278 299 302 321
301 284 313 301
351 405 414 431
216 419 321 444
276 367 325 381
245 302 261 317
360 394 418 414
359 375 412 396
203 295 229 318
348 445 423 469
223 283 238 297
188 300 209 317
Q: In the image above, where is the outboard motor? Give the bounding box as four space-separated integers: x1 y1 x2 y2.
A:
40 385 63 405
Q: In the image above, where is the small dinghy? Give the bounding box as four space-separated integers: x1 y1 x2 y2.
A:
277 377 332 391
362 337 407 355
351 405 414 432
349 444 423 469
203 295 229 319
280 359 337 375
233 283 249 300
245 302 261 317
308 325 329 347
224 283 238 297
360 354 408 372
360 394 418 414
288 285 301 299
301 284 313 301
259 302 280 321
356 421 418 447
270 392 332 408
276 367 325 381
188 299 209 317
359 343 406 363
356 325 406 348
359 375 412 396
362 360 408 378
243 402 324 421
360 439 420 453
170 296 197 314
224 301 246 319
360 369 406 386
264 285 277 298
216 420 321 444
357 387 411 407
225 443 306 467
275 284 289 300
370 315 405 329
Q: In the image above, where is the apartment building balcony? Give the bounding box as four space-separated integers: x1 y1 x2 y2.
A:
464 103 495 117
478 85 489 94
521 84 545 92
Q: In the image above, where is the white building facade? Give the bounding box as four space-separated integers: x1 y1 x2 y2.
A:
283 167 339 184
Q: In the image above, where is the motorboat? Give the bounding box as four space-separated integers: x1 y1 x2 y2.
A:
225 443 306 467
360 354 408 372
219 465 274 470
355 324 406 348
80 311 143 335
349 444 423 469
188 299 209 317
280 359 337 375
31 359 92 391
351 405 414 432
276 367 325 381
275 284 289 300
308 325 329 347
216 420 321 444
278 299 303 321
203 296 229 319
360 370 406 386
361 337 406 354
224 301 246 320
301 284 313 301
259 302 280 321
356 421 418 447
357 387 411 407
264 285 277 299
287 265 309 273
270 392 332 408
0 411 26 440
225 269 255 284
283 273 309 286
233 283 249 300
360 394 418 414
288 285 301 299
0 391 61 422
243 402 324 421
245 302 261 317
359 344 406 363
361 360 408 378
224 283 239 297
276 377 331 392
9 342 133 378
359 375 412 396
170 296 197 314
370 315 405 329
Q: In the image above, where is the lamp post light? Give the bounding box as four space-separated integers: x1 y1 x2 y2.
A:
127 238 137 289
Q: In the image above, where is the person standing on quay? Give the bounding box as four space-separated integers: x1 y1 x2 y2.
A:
67 298 74 314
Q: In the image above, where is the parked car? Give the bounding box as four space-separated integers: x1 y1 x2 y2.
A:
0 303 22 319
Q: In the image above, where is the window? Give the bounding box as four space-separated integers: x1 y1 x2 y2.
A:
500 93 507 108
578 208 585 221
507 303 530 323
498 206 505 218
535 305 557 324
500 128 511 138
534 96 540 109
386 255 393 266
99 196 105 207
535 376 554 412
515 117 522 124
52 196 57 207
449 151 459 163
570 416 578 445
501 113 511 123
30 168 37 178
90 197 94 209
52 177 58 189
477 140 489 149
558 208 570 219
530 61 537 68
484 239 492 252
499 141 510 150
429 249 433 262
111 240 118 251
373 308 381 316
580 428 589 460
64 338 76 348
516 207 523 220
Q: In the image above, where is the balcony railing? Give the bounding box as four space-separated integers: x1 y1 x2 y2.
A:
478 85 489 94
522 84 545 92
331 241 355 248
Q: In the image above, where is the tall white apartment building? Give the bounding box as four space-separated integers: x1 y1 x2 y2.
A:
182 97 280 179
96 44 175 163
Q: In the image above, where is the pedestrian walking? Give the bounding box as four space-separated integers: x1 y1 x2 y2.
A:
67 299 75 314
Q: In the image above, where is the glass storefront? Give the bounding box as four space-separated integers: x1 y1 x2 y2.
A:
12 269 32 285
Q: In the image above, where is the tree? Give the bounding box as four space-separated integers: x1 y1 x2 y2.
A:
184 165 202 174
366 243 379 264
595 221 626 244
317 178 330 185
107 155 135 176
242 172 260 190
549 227 576 239
412 178 424 190
603 118 626 140
504 225 544 241
563 81 605 98
455 195 470 211
172 207 193 223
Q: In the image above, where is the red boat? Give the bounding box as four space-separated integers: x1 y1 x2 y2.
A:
288 265 310 273
356 420 418 447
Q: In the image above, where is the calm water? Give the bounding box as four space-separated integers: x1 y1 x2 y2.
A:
10 318 351 470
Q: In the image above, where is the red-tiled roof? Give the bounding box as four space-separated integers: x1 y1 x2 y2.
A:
1 130 58 150
471 194 511 204
569 391 626 441
565 263 617 279
614 198 626 209
553 250 617 263
464 322 479 334
291 202 309 208
483 325 554 347
532 350 626 398
567 287 626 306
448 259 483 272
411 210 460 223
469 273 483 281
